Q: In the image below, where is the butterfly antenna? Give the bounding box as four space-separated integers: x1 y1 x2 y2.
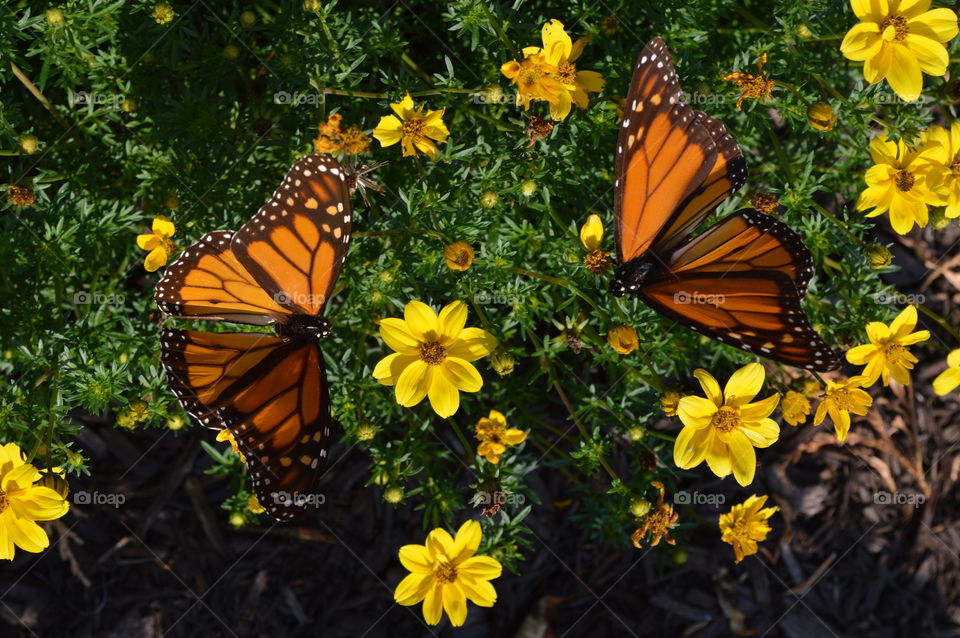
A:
342 157 387 205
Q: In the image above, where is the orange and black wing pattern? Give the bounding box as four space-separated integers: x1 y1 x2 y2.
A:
161 329 331 520
232 154 352 316
639 210 838 371
613 36 717 263
155 231 292 325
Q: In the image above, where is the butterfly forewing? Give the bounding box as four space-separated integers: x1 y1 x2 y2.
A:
155 231 292 325
232 154 352 316
162 329 331 520
614 36 717 263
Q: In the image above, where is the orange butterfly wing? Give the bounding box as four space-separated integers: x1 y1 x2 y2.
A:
639 211 838 371
232 154 352 316
614 37 717 263
162 329 331 520
155 231 292 325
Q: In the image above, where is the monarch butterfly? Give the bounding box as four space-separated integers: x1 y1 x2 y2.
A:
155 154 352 520
610 37 839 372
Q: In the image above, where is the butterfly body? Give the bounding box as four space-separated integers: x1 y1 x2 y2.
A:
611 38 839 372
155 154 352 520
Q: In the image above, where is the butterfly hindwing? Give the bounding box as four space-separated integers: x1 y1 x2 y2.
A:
232 154 352 317
161 328 331 520
155 231 292 325
614 36 718 263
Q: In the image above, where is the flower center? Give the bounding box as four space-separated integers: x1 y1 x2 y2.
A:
881 341 908 365
583 249 612 274
401 117 426 142
435 559 458 584
710 406 741 433
880 15 909 42
894 169 915 192
951 151 960 175
518 63 544 88
419 340 447 365
829 387 854 410
0 490 7 513
555 61 577 85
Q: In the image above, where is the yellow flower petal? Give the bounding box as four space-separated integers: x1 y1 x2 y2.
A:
137 233 160 250
395 572 432 605
909 7 960 42
674 425 710 468
459 573 497 606
904 33 949 74
442 582 468 627
372 352 418 386
885 45 923 101
692 368 723 407
144 245 168 272
458 555 503 580
451 519 481 562
724 363 764 406
579 214 603 251
7 514 50 554
373 115 403 147
399 544 433 574
422 585 443 625
889 305 917 335
404 300 440 341
677 396 717 429
427 370 460 417
933 367 960 395
152 215 175 238
441 357 483 392
840 21 882 61
727 432 757 486
391 93 416 119
446 328 497 361
438 301 468 342
395 360 430 407
379 318 421 354
738 393 780 422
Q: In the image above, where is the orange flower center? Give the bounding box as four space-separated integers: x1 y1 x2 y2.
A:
880 340 908 365
828 386 855 410
419 341 447 365
435 559 458 584
880 15 909 41
555 61 577 85
894 169 915 192
401 117 426 142
710 405 740 433
518 62 544 89
0 489 7 513
583 249 612 274
950 151 960 175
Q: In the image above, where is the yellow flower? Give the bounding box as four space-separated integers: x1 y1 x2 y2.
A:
17 134 38 155
373 93 449 160
722 53 775 110
933 349 960 395
580 214 612 274
840 0 958 102
856 135 946 234
116 411 136 430
246 495 264 514
922 122 960 218
443 241 475 271
607 325 638 354
394 519 502 627
136 215 176 272
781 391 811 426
867 243 894 268
216 428 246 462
373 300 497 418
8 184 34 207
501 20 604 120
846 305 930 386
813 376 873 441
166 415 186 430
0 443 70 560
674 363 781 486
490 350 515 376
630 481 678 548
660 391 681 417
128 400 149 422
475 410 527 464
750 192 780 214
152 3 175 25
807 102 837 131
45 8 64 26
313 113 371 156
719 494 779 563
384 486 405 503
480 190 499 208
356 423 377 441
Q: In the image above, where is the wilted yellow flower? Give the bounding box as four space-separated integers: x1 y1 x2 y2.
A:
373 93 449 159
630 481 678 548
526 115 557 146
216 429 246 462
846 305 930 386
0 443 70 560
152 3 175 25
807 102 837 131
136 215 177 272
246 495 264 514
580 214 612 274
840 0 958 102
719 494 779 563
856 135 946 235
501 20 604 120
781 391 811 426
660 391 681 417
606 325 638 354
313 113 371 156
723 53 775 110
475 410 527 464
372 300 497 418
674 363 780 486
867 244 893 268
490 350 515 376
933 349 960 395
394 519 502 626
443 242 475 271
750 192 779 214
813 376 873 441
8 185 34 207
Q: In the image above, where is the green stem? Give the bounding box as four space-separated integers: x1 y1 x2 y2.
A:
812 202 866 247
481 3 519 57
916 303 960 344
